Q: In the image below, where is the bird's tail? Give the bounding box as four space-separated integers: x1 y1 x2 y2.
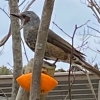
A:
73 57 100 78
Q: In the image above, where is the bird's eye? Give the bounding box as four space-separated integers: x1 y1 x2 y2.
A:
22 14 26 18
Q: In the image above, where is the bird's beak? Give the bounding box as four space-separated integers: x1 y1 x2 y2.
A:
11 13 25 29
10 13 21 19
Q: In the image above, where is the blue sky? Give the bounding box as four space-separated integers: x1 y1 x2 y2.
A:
0 0 100 70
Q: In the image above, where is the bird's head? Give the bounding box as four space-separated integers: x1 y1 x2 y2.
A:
11 11 40 29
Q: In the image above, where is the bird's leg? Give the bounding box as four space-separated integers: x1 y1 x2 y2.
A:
41 68 48 75
52 58 58 65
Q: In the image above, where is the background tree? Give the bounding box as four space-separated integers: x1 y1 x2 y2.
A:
0 65 12 75
55 68 66 72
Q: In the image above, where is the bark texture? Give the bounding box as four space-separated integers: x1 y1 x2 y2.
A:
30 1 55 100
9 0 22 100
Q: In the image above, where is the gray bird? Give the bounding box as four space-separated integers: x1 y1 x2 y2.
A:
11 11 100 77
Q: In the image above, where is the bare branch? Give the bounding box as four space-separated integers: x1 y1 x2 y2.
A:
86 33 100 38
87 0 100 22
51 14 56 30
52 21 72 38
88 46 100 54
87 25 100 34
21 38 29 62
68 20 90 100
91 55 97 64
77 41 88 51
77 28 90 51
0 89 9 100
0 25 11 47
77 20 90 28
0 7 11 47
19 0 26 7
21 1 29 12
80 0 87 5
7 62 13 68
24 0 36 11
94 39 100 44
0 7 10 18
97 49 100 53
68 24 78 100
0 45 4 55
63 71 76 100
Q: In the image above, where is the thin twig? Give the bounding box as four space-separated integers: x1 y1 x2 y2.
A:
77 41 88 51
21 38 29 62
51 14 56 31
0 89 9 100
87 0 100 23
63 71 76 100
80 0 87 5
7 62 13 68
76 21 91 51
67 20 90 100
77 20 90 28
88 46 100 54
0 25 11 47
87 25 100 34
86 33 100 38
0 45 4 55
19 0 26 7
21 1 29 12
0 7 11 47
52 21 72 38
68 25 78 100
0 7 10 18
97 49 100 53
94 39 100 44
91 55 97 64
24 0 36 11
77 28 90 51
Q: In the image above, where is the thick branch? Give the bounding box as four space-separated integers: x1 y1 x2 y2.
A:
30 0 55 100
8 0 23 100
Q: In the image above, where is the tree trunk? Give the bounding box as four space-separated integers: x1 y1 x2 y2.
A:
30 0 55 100
8 0 22 100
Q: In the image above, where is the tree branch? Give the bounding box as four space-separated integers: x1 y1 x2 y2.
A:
24 0 36 11
52 21 72 38
30 0 55 100
19 0 26 7
21 38 29 62
8 0 23 100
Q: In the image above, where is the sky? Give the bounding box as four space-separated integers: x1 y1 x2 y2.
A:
0 0 100 70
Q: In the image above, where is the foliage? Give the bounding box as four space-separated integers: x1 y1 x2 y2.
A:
55 68 66 72
0 65 12 75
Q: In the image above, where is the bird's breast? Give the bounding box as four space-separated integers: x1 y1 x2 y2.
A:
23 26 38 51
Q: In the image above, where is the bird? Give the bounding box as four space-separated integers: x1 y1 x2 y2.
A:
11 11 100 77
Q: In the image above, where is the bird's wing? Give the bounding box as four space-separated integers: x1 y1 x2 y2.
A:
47 29 85 60
47 30 100 78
